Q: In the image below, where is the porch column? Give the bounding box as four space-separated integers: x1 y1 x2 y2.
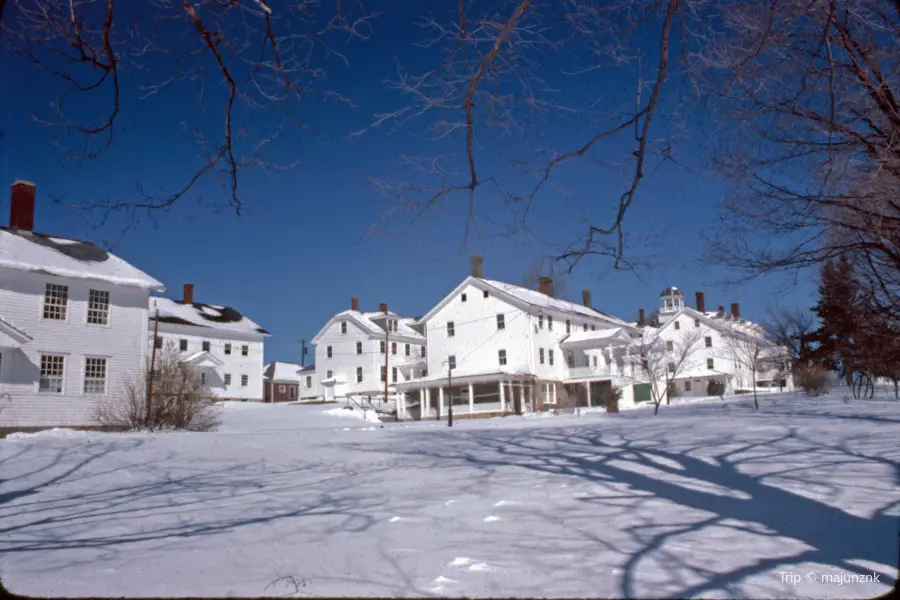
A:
438 387 445 418
586 381 592 407
468 383 475 414
552 382 557 404
424 388 431 418
499 380 506 412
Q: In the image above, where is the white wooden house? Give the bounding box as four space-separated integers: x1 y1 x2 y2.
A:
394 255 642 420
628 287 793 402
0 180 165 428
149 284 268 402
310 298 426 402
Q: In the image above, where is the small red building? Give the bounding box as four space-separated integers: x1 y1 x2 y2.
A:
263 361 303 402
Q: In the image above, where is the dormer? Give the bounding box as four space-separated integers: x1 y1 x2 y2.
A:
659 286 684 314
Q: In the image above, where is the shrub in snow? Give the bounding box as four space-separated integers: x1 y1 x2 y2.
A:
601 385 622 413
95 351 221 432
795 364 831 397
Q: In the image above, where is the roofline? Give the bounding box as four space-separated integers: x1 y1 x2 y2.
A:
311 311 425 345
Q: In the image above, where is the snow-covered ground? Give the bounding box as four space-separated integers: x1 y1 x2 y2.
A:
1 394 897 598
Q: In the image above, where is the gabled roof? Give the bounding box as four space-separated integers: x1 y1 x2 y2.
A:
417 276 629 326
653 305 776 346
264 361 305 382
181 351 224 368
560 327 636 348
150 297 268 336
311 310 424 345
0 315 32 346
0 228 164 291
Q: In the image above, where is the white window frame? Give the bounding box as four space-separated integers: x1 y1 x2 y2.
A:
497 314 505 330
447 322 455 337
327 346 333 359
498 349 507 366
241 374 249 387
341 321 347 334
224 373 232 386
448 355 457 370
83 356 109 395
357 367 363 383
279 384 286 393
42 283 69 321
224 343 232 355
357 341 363 355
241 345 249 356
86 289 110 326
306 376 312 388
39 354 66 394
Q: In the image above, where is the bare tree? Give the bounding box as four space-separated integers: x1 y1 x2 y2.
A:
522 255 569 299
628 326 704 415
1 0 374 228
766 305 816 369
724 323 789 410
95 346 220 431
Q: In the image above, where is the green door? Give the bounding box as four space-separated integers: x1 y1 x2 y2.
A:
633 383 652 403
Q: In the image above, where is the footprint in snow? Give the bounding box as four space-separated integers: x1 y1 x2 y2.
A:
449 557 473 566
468 562 494 572
484 515 501 522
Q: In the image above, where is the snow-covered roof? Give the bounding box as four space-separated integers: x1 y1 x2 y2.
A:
560 327 636 347
311 310 424 344
481 279 628 325
264 361 305 382
181 351 224 368
150 297 268 335
0 228 164 291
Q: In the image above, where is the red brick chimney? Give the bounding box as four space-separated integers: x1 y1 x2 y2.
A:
351 297 359 312
9 180 36 231
695 291 706 313
183 283 194 305
470 254 483 278
638 308 646 327
582 289 592 308
539 276 552 296
380 302 388 314
731 302 741 320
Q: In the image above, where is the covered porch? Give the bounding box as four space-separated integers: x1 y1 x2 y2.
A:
394 371 550 421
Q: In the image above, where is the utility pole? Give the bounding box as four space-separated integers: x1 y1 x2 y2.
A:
299 338 307 367
147 306 160 426
383 303 390 407
447 362 454 427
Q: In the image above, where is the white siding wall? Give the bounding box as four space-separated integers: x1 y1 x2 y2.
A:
314 317 424 398
151 324 265 401
299 370 321 400
425 283 533 377
0 267 150 428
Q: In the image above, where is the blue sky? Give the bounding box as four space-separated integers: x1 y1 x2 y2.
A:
0 2 816 364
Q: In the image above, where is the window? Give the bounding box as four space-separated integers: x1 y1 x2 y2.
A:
241 345 249 356
279 385 286 393
539 348 545 364
392 342 397 355
498 349 507 366
202 341 210 352
548 316 553 331
405 344 411 356
584 324 588 332
224 343 232 355
83 357 107 394
566 320 571 333
224 374 232 385
666 341 674 352
39 355 65 393
567 352 574 368
421 346 427 357
591 325 596 331
357 367 363 383
180 339 188 352
694 319 701 327
87 289 110 325
461 293 467 302
707 358 714 370
200 372 207 385
483 290 489 298
341 321 347 334
392 367 397 382
357 342 363 355
667 362 675 373
306 376 312 388
327 370 333 379
497 314 505 330
289 387 297 400
327 346 333 359
447 322 455 337
538 315 544 328
43 283 68 320
380 341 386 354
380 367 386 382
705 336 713 348
685 381 692 392
674 321 681 330
548 349 554 366
448 355 457 370
592 355 598 367
155 336 163 349
241 374 248 386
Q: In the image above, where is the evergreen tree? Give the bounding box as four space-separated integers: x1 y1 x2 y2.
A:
811 257 863 386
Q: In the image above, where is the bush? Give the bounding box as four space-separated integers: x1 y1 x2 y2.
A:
601 385 622 413
96 350 221 431
795 364 831 397
707 379 726 396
